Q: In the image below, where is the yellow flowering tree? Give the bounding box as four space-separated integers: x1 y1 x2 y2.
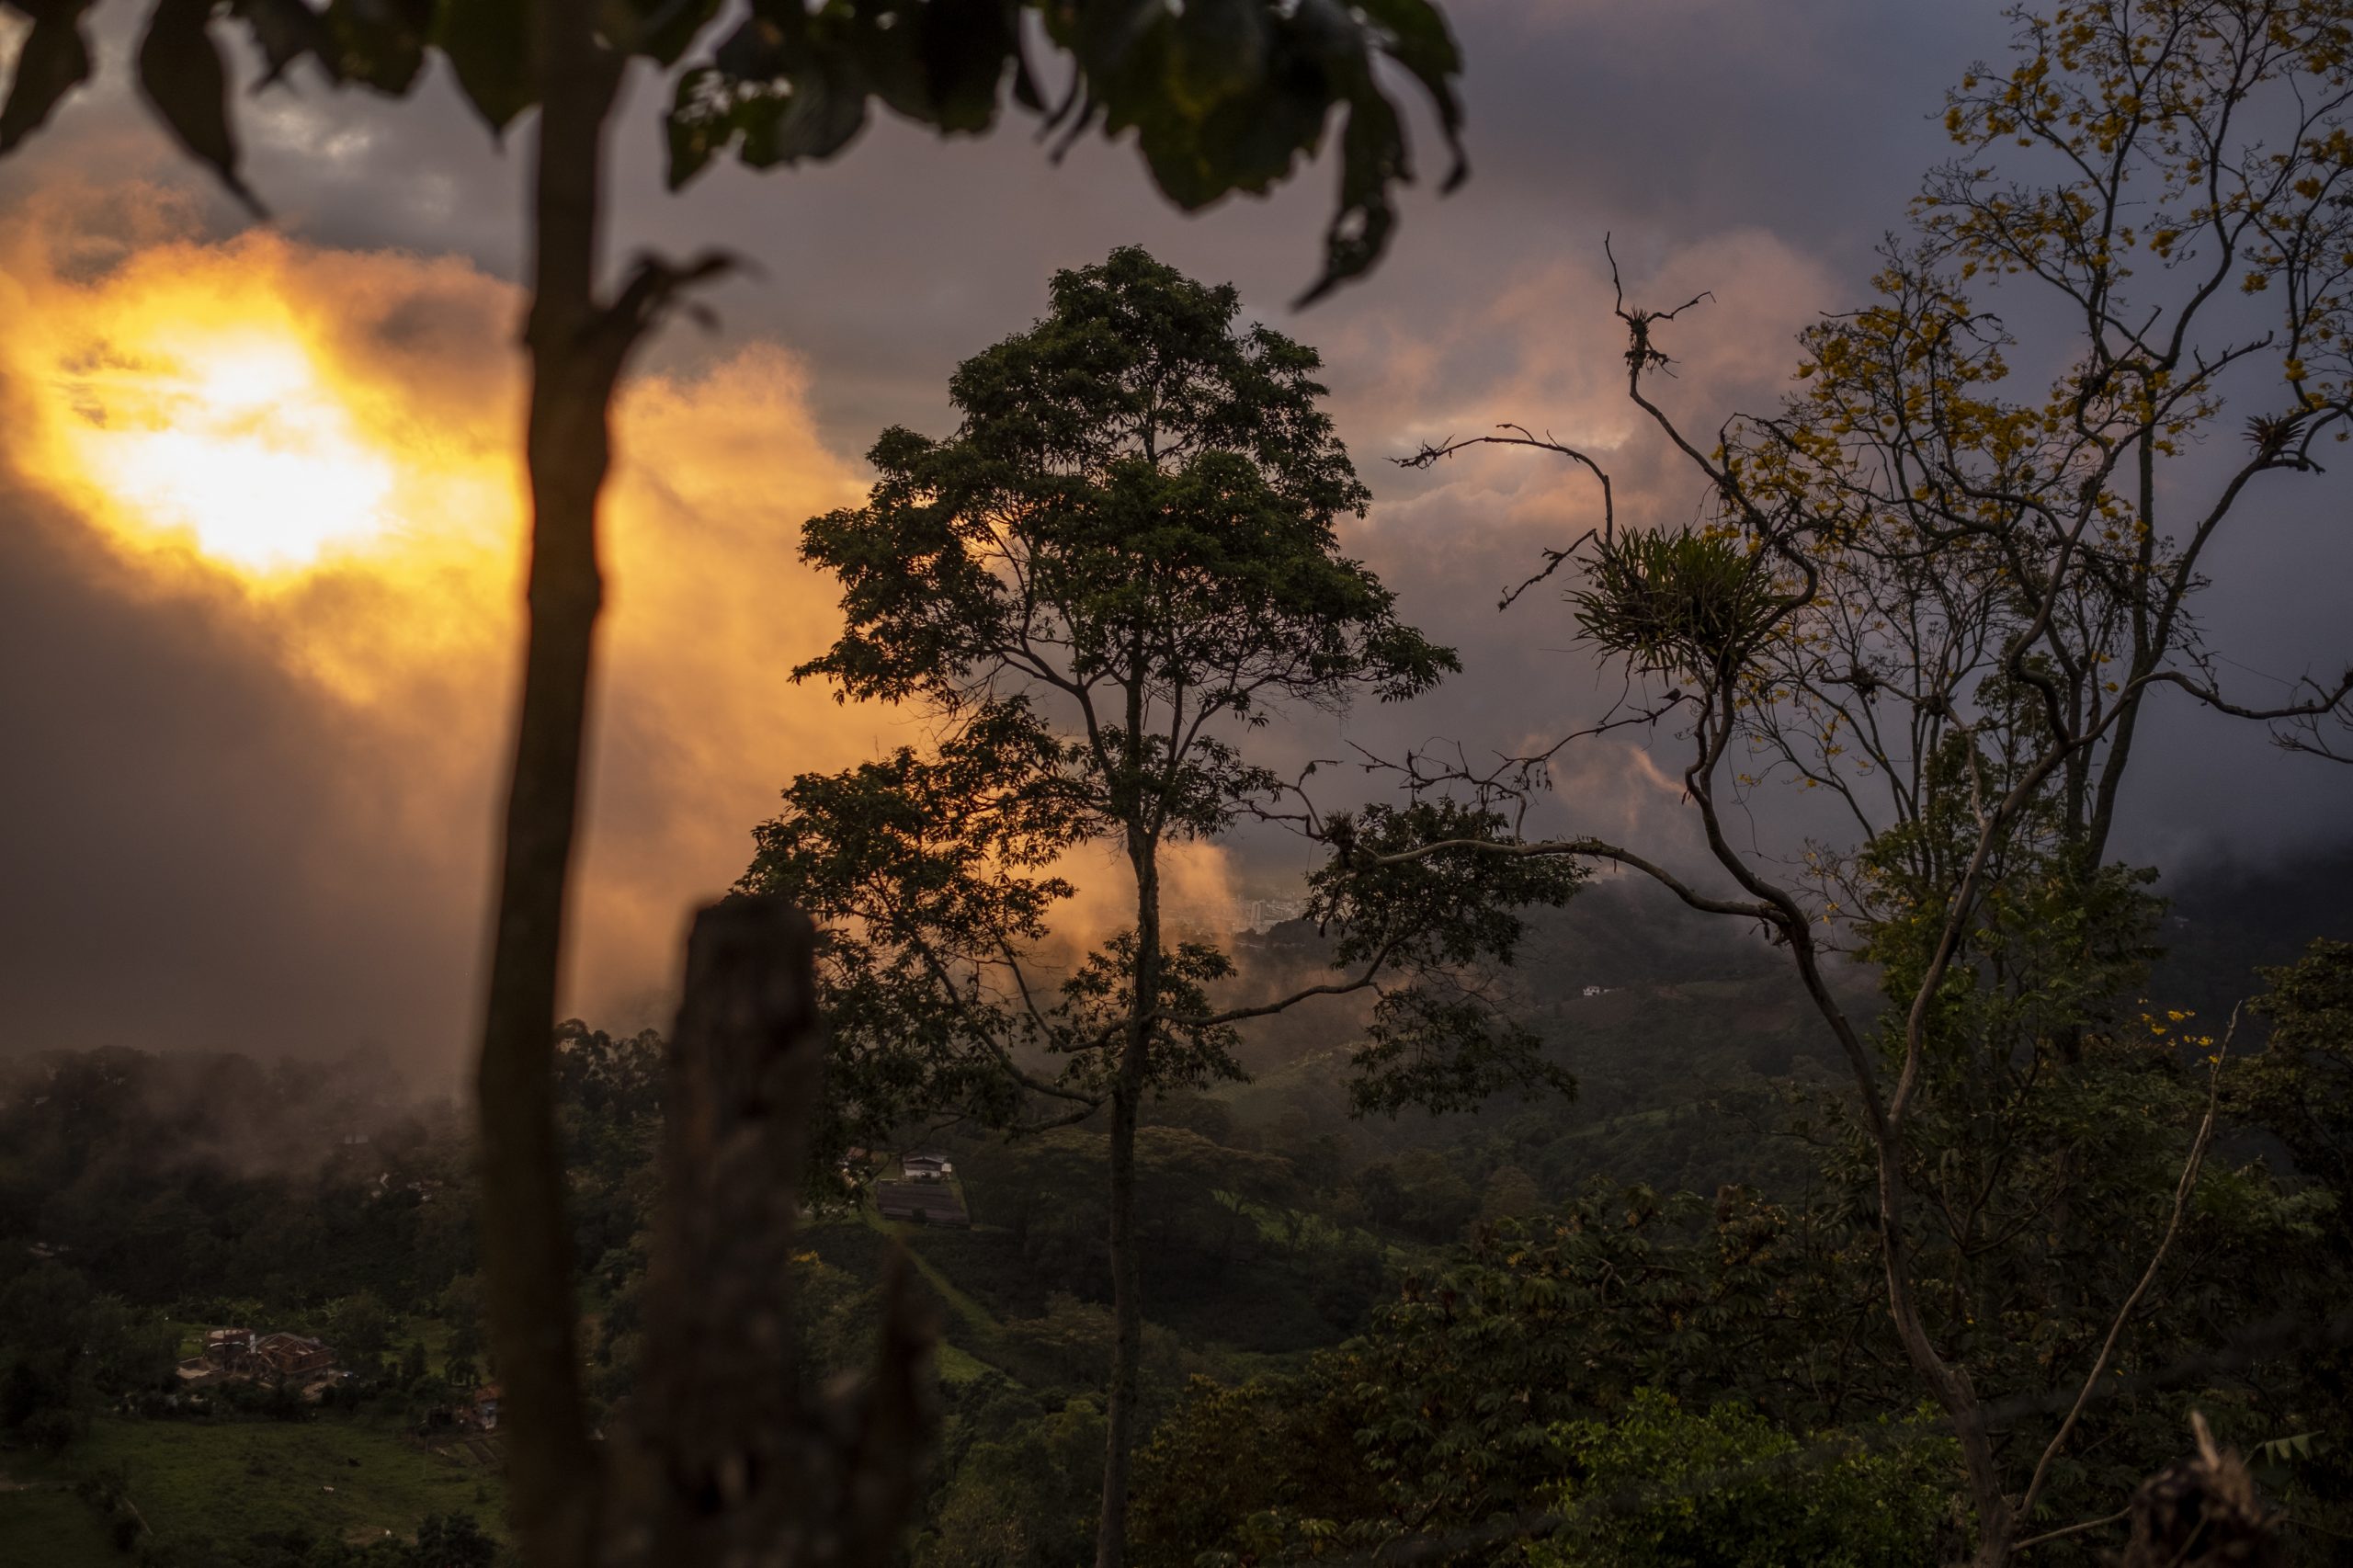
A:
1395 3 2353 1561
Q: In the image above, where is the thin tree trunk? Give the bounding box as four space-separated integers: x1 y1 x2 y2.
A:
475 6 620 1563
1759 892 2016 1561
1096 835 1162 1568
1872 1144 2014 1565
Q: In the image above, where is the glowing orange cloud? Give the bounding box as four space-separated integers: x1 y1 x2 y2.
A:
0 187 1272 1062
8 234 510 579
0 187 890 1058
62 335 396 571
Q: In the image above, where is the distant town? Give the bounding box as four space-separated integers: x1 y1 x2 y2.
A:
173 1327 500 1434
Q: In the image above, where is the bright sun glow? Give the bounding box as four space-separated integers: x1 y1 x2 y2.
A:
1 229 536 701
58 334 400 573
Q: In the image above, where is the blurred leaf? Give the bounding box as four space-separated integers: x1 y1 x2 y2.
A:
1306 88 1402 307
757 54 869 165
232 0 339 87
669 0 1470 301
325 0 429 94
0 2 95 154
7 0 1466 306
137 0 266 215
1010 34 1045 112
667 63 727 185
616 0 722 67
1051 0 1159 83
434 0 532 132
712 14 790 79
1355 0 1465 187
913 0 1017 133
1170 0 1267 112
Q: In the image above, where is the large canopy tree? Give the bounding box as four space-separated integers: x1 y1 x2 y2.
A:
0 5 1477 1565
743 246 1580 1568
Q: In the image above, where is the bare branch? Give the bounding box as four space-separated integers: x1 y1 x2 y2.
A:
2015 1008 2235 1530
2011 1506 2131 1554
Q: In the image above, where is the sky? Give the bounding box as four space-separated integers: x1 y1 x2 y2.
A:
1 2 2347 1077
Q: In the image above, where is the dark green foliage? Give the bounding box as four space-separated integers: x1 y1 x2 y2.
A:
1130 1368 1378 1568
1312 801 1586 1116
0 1049 474 1314
0 0 96 154
1126 1185 1894 1562
2234 939 2353 1211
1 1266 126 1447
917 1395 1105 1568
1342 1148 1478 1242
668 0 1467 301
746 247 1559 1165
410 1511 499 1568
0 1261 177 1452
1534 1390 1956 1568
2215 940 2353 1547
126 1507 503 1568
1354 1190 1891 1519
949 1125 1382 1348
1 0 1464 303
551 1023 664 1290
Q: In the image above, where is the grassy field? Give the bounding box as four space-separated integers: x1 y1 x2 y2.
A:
934 1342 992 1384
0 1484 130 1567
9 1415 500 1558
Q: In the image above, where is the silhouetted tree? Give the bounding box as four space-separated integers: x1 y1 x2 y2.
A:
746 247 1579 1565
0 7 1478 1564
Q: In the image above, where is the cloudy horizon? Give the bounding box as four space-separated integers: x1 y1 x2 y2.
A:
3 1 2346 1079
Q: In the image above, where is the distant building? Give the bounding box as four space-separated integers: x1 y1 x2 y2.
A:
874 1180 970 1227
253 1333 335 1377
204 1327 256 1366
422 1387 499 1434
197 1326 335 1381
901 1152 955 1182
1165 896 1311 936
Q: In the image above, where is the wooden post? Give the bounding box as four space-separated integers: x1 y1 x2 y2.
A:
603 896 934 1568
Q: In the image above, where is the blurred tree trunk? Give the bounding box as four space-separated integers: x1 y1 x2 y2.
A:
475 11 939 1565
474 4 617 1562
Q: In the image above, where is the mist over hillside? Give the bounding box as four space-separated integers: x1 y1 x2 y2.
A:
2154 845 2353 1025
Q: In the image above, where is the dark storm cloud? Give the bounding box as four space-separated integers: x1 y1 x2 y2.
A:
0 475 490 1066
0 0 2345 1068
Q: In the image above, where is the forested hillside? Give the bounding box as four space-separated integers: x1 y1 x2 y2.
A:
5 2 2352 1564
4 848 2347 1563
